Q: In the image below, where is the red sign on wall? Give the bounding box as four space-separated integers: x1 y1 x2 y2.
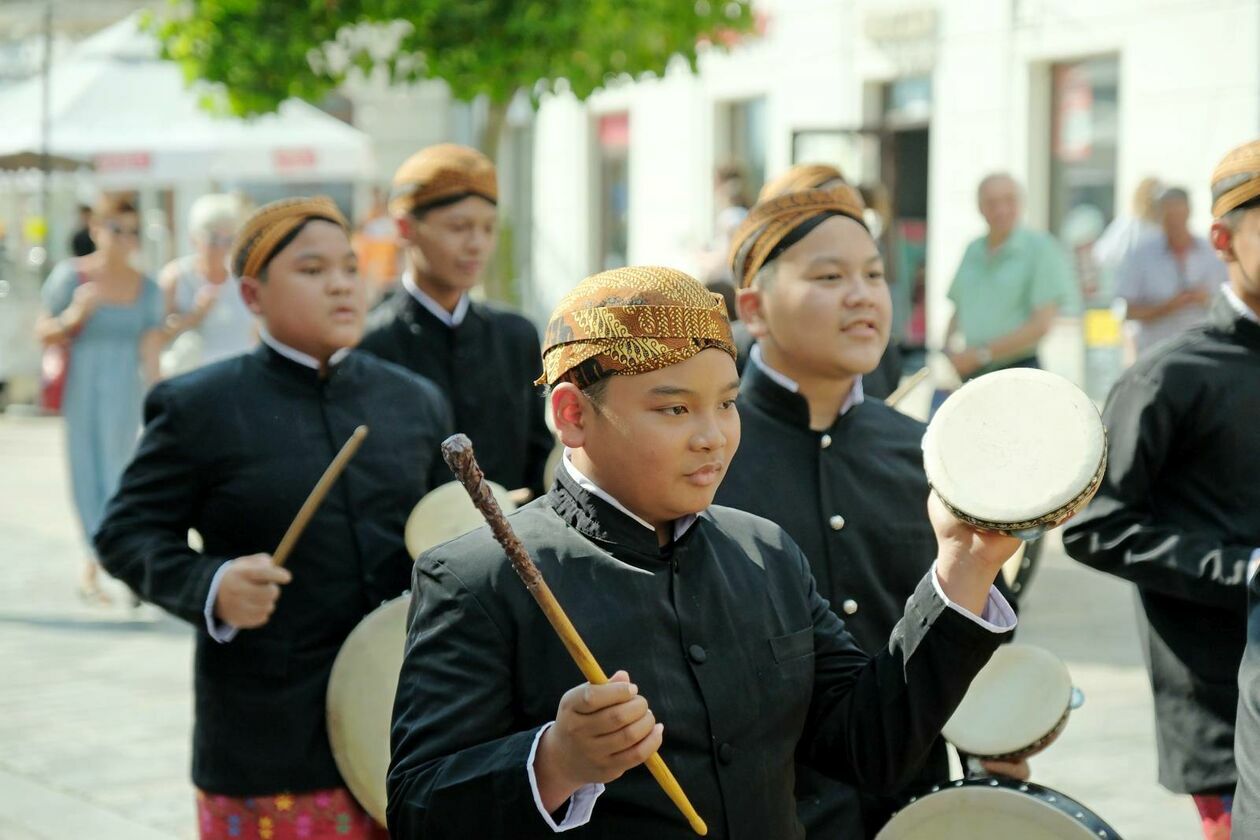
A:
272 148 318 171
94 151 152 172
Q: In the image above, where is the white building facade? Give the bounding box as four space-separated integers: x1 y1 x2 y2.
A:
528 0 1260 376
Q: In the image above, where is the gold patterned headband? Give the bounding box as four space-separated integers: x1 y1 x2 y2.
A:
728 185 867 289
230 196 348 280
538 266 736 388
389 143 498 216
1211 139 1260 218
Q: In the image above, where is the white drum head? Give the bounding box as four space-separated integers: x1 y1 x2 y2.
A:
923 369 1104 528
404 480 517 560
943 643 1073 758
877 781 1117 840
326 595 411 826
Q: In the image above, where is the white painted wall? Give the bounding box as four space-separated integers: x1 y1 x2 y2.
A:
530 0 1260 373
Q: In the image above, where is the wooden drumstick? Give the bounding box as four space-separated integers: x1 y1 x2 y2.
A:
441 434 708 837
885 366 930 409
271 425 369 568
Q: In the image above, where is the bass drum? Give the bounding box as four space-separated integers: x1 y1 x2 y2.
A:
326 594 411 826
876 778 1122 840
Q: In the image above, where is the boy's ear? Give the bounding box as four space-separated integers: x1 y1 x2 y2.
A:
1211 221 1236 262
550 383 588 449
239 275 264 315
737 286 770 339
395 215 413 245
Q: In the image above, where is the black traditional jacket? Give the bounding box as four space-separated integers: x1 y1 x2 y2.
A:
387 470 1007 839
1064 294 1260 795
716 359 948 836
360 290 553 496
95 344 452 795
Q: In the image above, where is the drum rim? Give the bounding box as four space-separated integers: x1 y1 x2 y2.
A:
932 432 1108 534
958 701 1073 762
886 776 1122 839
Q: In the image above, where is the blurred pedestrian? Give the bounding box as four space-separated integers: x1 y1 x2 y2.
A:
69 204 95 257
944 173 1075 380
1092 176 1162 277
1115 186 1227 356
34 194 165 603
697 162 752 285
159 194 256 375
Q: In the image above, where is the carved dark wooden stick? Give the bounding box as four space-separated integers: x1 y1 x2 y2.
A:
441 433 708 836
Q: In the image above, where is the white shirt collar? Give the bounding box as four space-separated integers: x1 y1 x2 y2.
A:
403 270 470 327
749 342 865 416
259 328 350 371
561 449 698 541
1223 283 1260 325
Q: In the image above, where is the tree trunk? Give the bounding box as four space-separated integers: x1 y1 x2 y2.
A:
480 99 508 162
480 99 513 303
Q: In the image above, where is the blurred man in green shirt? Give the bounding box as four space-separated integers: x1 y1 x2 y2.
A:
945 173 1075 380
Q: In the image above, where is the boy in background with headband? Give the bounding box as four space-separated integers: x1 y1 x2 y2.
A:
717 185 1022 838
360 144 553 501
95 197 452 840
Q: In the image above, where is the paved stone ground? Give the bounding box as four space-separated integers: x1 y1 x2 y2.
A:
0 415 1201 838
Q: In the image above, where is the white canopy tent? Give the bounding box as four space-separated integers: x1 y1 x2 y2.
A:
0 14 376 186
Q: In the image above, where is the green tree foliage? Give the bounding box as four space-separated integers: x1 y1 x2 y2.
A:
145 0 756 118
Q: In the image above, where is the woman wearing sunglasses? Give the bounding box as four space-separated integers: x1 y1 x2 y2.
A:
35 193 166 604
159 193 258 375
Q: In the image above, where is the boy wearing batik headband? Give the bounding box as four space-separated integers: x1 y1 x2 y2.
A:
96 197 452 840
388 264 1018 839
729 171 903 397
361 143 553 501
716 186 1022 837
1068 139 1260 840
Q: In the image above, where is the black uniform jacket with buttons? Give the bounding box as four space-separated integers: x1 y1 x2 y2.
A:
360 290 554 497
386 470 1006 839
1064 294 1260 796
715 358 947 837
94 345 453 796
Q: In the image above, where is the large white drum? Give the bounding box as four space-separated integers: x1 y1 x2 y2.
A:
329 479 521 823
922 369 1106 538
326 595 411 826
876 778 1121 840
942 643 1082 762
404 479 517 560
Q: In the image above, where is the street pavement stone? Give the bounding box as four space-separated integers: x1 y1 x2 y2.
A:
0 415 1205 838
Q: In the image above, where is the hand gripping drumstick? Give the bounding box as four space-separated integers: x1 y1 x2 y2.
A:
271 426 369 567
441 434 708 836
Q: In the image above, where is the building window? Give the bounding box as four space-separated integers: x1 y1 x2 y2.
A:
1049 56 1119 245
595 112 630 271
717 97 767 196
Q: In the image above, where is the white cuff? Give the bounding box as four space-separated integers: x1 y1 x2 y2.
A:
526 722 605 831
204 561 239 643
1248 548 1260 585
931 561 1018 634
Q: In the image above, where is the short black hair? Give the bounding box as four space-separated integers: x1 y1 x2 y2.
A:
1157 186 1190 205
409 191 497 220
546 377 611 409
